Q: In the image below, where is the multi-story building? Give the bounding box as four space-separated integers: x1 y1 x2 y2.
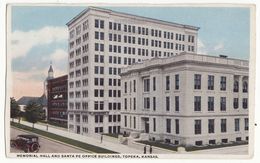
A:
66 7 199 135
120 52 249 146
47 75 68 127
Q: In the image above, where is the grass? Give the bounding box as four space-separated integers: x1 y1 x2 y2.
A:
39 120 67 129
11 122 117 154
185 141 248 151
137 140 248 152
137 141 179 151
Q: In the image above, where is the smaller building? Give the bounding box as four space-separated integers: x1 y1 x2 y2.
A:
17 95 47 119
120 52 249 147
47 75 68 127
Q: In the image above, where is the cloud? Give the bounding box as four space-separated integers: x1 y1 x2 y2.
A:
213 42 224 51
11 26 68 59
12 66 67 99
42 49 67 62
197 38 207 54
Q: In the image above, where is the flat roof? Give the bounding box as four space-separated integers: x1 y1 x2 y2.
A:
121 52 249 75
66 6 200 31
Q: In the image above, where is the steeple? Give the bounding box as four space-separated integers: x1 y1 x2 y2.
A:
47 61 54 80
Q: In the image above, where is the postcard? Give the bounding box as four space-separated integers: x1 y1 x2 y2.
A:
5 3 255 159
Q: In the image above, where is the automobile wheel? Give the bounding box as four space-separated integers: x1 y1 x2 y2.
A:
23 146 30 153
31 143 40 153
10 142 17 148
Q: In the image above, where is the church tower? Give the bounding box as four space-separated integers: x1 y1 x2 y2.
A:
44 62 54 96
47 63 54 80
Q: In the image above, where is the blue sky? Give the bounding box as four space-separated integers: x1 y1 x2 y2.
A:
10 6 250 98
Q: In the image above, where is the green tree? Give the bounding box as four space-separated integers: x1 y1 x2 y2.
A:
10 97 20 122
24 101 45 128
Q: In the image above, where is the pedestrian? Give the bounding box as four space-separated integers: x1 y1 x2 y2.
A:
149 145 152 154
100 134 103 143
144 145 147 154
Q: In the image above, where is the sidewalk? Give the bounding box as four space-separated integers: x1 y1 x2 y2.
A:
12 119 143 154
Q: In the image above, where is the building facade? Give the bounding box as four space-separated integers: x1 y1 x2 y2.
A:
66 7 199 135
120 52 249 146
47 75 68 127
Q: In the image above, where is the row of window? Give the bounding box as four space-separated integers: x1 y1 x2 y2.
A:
141 75 180 93
193 118 248 135
108 21 195 42
69 125 121 134
69 20 89 39
194 74 248 92
69 101 122 111
69 79 88 88
69 34 89 49
194 137 248 146
141 74 248 92
69 68 88 78
123 96 248 112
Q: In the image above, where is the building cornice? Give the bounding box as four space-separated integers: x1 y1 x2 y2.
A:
66 6 200 31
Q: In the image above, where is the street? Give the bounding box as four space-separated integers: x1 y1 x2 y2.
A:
10 127 87 153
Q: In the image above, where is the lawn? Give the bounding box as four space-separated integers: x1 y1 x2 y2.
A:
137 140 248 152
11 122 117 154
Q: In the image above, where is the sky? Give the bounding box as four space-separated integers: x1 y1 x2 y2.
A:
10 5 250 99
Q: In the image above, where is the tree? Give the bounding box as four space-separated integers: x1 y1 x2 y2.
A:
10 97 20 122
24 101 45 128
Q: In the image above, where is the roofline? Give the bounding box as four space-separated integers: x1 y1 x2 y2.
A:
120 52 249 76
66 6 200 31
48 75 68 81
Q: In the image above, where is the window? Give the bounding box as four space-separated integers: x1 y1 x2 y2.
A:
209 140 216 145
194 96 201 111
243 81 248 93
166 119 171 133
221 119 227 133
175 119 179 134
194 74 201 89
153 77 156 91
235 118 240 131
166 76 170 90
243 98 248 109
195 141 203 146
244 118 249 131
94 19 99 28
233 98 239 109
208 97 214 111
100 20 104 29
234 80 239 92
95 31 99 39
144 97 150 109
208 75 214 90
124 82 127 93
124 98 127 110
143 78 150 92
153 118 156 132
175 96 179 111
166 96 170 111
220 97 226 111
221 139 228 143
175 74 179 90
133 98 136 110
194 120 201 134
153 97 156 111
133 80 136 92
208 119 215 133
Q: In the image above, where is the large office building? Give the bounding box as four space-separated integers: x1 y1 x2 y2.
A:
120 52 249 146
66 7 199 135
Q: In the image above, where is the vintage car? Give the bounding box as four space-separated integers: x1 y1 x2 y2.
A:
10 135 40 153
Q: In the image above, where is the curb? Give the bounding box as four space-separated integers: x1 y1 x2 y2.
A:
11 126 93 153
